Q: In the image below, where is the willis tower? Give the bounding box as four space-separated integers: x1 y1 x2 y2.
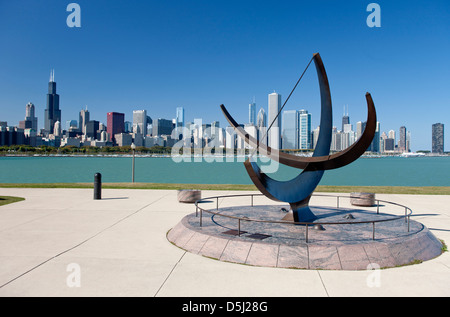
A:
45 69 61 135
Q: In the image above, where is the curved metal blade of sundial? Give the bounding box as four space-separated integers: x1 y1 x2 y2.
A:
241 52 332 207
220 53 377 222
219 71 377 170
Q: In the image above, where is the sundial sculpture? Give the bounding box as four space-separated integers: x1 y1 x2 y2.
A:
220 53 377 222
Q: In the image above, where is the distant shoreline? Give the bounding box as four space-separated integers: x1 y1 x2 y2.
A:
1 153 449 158
0 183 449 195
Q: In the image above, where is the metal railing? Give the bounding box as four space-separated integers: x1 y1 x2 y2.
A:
194 193 413 243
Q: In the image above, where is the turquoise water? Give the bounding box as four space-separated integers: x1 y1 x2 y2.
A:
0 156 449 186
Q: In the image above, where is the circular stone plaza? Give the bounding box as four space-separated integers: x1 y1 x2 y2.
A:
168 193 444 270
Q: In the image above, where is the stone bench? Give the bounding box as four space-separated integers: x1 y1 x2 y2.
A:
350 192 375 207
177 189 201 204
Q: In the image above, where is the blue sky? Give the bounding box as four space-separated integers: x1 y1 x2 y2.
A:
0 0 449 151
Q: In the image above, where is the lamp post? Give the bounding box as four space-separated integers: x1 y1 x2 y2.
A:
131 142 136 183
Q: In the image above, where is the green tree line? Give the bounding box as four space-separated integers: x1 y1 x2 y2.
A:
0 145 173 155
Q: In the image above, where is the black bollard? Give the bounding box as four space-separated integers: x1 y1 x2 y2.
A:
94 173 102 200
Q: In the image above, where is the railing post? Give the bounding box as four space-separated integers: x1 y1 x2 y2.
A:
408 215 410 232
305 225 309 243
216 197 219 210
337 196 340 209
377 200 380 214
251 195 254 207
200 209 203 227
372 222 375 240
405 207 407 223
196 205 198 217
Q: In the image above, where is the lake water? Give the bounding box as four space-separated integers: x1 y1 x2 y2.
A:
0 156 449 186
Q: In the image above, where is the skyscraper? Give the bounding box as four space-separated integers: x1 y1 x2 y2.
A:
211 121 220 140
298 110 312 150
66 120 78 131
432 123 444 154
388 130 396 145
152 118 173 137
257 108 267 128
176 107 185 130
79 107 90 134
249 100 256 125
399 126 407 152
281 110 298 149
356 121 366 140
44 69 61 135
384 138 395 151
342 105 349 132
107 112 125 144
86 120 100 140
268 92 281 149
25 102 38 132
133 110 148 135
256 107 267 145
54 121 61 137
368 122 381 152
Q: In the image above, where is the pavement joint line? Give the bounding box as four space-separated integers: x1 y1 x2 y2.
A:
0 195 96 233
154 251 186 297
219 239 231 260
362 245 372 266
244 242 254 264
0 208 67 234
335 246 343 270
0 192 171 290
442 262 450 270
317 271 330 297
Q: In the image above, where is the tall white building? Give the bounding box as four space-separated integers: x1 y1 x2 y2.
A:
244 124 258 150
343 123 356 149
356 121 364 140
54 121 61 137
225 126 236 150
133 110 148 136
268 92 281 149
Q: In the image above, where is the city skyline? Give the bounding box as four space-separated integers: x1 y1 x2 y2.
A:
1 69 430 155
1 1 449 151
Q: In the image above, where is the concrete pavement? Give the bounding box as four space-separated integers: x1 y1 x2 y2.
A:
0 188 449 297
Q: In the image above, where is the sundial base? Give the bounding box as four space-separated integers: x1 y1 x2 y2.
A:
168 204 444 270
